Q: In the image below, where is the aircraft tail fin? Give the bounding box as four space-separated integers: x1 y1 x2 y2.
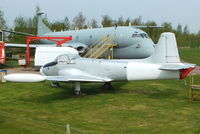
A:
150 32 180 63
37 12 52 36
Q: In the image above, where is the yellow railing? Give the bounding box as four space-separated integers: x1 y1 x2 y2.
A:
82 36 117 59
81 37 108 57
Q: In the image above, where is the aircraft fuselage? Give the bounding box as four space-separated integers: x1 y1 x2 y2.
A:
41 26 155 59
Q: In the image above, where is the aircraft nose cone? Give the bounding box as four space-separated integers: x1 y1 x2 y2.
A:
139 39 155 57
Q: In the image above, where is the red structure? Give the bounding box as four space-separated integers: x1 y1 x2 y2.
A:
0 42 5 64
26 36 72 67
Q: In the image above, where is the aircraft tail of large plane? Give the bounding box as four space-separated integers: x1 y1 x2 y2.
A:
37 12 52 36
150 32 180 63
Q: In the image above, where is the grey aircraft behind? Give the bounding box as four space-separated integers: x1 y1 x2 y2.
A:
37 12 155 59
5 12 157 59
5 33 195 95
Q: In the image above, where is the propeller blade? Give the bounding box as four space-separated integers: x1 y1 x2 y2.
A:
4 74 46 82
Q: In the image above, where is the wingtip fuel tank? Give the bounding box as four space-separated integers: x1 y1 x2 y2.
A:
4 74 46 82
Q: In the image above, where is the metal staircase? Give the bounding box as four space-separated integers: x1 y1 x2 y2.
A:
82 36 117 59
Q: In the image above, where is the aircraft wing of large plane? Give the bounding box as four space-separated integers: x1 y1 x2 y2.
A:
46 75 112 82
5 43 57 48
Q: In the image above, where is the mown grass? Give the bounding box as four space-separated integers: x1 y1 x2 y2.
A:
0 48 200 134
0 78 200 134
179 48 200 65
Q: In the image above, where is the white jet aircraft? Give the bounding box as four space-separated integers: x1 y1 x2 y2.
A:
5 32 195 95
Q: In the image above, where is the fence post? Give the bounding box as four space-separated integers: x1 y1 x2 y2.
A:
66 124 70 134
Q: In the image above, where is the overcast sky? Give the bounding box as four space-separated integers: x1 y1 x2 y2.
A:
0 0 199 33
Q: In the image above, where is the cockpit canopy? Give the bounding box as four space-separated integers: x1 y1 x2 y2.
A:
55 54 77 64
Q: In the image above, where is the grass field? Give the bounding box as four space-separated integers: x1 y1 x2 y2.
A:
179 48 200 65
0 48 200 134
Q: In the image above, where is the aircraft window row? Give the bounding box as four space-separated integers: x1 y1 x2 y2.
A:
140 34 145 38
132 33 149 38
132 34 140 38
143 34 149 38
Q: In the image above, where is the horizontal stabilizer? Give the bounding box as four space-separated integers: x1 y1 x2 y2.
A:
159 64 196 71
1 29 35 36
132 26 162 28
5 43 56 48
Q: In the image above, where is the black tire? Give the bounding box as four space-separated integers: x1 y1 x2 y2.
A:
102 82 112 90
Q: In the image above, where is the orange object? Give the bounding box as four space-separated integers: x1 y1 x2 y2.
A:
26 36 72 67
0 42 5 64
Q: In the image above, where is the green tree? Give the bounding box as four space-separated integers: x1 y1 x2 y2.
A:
90 19 98 28
72 12 86 29
183 25 190 34
117 16 125 26
101 15 113 27
51 21 66 31
176 24 183 34
13 16 27 43
143 21 160 43
0 9 7 29
124 18 131 26
161 22 173 32
131 16 142 25
64 17 70 30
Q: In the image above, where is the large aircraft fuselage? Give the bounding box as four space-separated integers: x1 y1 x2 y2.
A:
41 26 155 59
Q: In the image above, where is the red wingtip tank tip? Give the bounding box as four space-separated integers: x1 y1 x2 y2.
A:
180 67 195 79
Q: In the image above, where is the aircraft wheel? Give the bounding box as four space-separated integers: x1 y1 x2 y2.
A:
102 82 112 90
51 81 59 87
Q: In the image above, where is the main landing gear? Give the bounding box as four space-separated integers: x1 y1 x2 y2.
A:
102 82 112 90
51 81 113 96
51 81 82 96
51 81 60 87
75 82 81 95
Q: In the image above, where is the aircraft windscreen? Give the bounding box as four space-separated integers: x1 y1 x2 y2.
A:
57 54 76 64
43 61 58 68
58 55 70 64
132 34 141 38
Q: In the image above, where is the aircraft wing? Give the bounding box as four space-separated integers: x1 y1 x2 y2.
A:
46 75 112 82
5 43 57 48
132 26 162 28
159 63 195 71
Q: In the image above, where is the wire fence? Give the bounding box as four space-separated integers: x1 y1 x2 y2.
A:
0 110 89 134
